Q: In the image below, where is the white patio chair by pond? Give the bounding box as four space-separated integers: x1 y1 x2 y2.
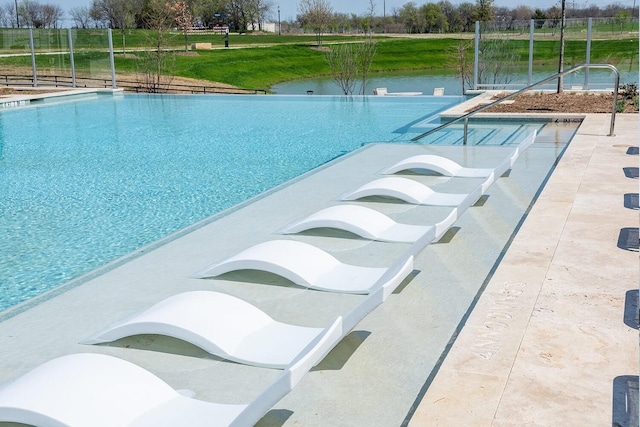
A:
0 342 333 427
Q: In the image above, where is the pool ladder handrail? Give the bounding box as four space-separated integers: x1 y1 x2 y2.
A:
411 63 620 143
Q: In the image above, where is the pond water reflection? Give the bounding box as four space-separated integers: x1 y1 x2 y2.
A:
272 69 638 96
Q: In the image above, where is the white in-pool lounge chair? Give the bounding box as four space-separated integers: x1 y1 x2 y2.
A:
339 176 482 211
382 154 495 177
82 291 344 369
278 204 456 244
382 130 537 179
0 335 335 427
82 274 401 369
192 239 414 295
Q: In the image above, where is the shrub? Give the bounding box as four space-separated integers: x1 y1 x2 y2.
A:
619 82 638 100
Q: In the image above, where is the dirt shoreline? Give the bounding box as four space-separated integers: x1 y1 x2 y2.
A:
483 91 637 114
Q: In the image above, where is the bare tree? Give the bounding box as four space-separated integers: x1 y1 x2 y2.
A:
251 0 275 31
41 3 63 28
470 38 518 90
297 0 333 46
5 2 17 27
357 36 377 94
18 0 62 28
365 0 375 33
512 5 533 21
70 5 92 28
227 0 277 32
227 0 254 32
449 39 472 94
91 0 137 53
18 0 41 27
325 43 358 95
137 0 175 92
0 4 14 27
325 36 377 95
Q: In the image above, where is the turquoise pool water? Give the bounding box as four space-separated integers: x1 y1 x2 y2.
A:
1 93 475 312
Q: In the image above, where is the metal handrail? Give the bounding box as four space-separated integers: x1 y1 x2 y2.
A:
411 63 620 142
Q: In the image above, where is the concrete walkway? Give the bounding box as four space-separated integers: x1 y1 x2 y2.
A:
409 113 639 426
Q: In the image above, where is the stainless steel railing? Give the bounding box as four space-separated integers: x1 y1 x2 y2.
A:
411 63 620 143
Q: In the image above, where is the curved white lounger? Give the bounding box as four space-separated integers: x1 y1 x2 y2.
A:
278 205 437 244
83 254 413 371
382 154 495 177
340 176 479 207
82 291 343 369
0 342 336 427
193 239 408 294
383 130 537 179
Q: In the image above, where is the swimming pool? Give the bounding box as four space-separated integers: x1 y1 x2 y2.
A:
1 93 484 312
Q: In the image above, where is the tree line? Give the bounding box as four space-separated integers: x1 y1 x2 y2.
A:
0 0 634 32
0 0 276 30
296 0 637 36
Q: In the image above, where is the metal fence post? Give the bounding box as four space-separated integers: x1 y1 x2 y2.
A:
463 117 469 145
108 28 116 88
584 18 592 89
474 21 479 91
68 28 76 88
29 28 37 87
528 19 534 86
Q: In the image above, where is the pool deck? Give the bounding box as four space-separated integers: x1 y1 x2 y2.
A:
0 90 637 426
408 112 639 426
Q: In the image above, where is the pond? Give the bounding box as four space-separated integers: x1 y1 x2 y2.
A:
272 68 638 96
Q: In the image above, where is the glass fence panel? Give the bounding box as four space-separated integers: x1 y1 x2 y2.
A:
477 17 638 90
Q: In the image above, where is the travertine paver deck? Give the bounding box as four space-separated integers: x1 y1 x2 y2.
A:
409 113 638 426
